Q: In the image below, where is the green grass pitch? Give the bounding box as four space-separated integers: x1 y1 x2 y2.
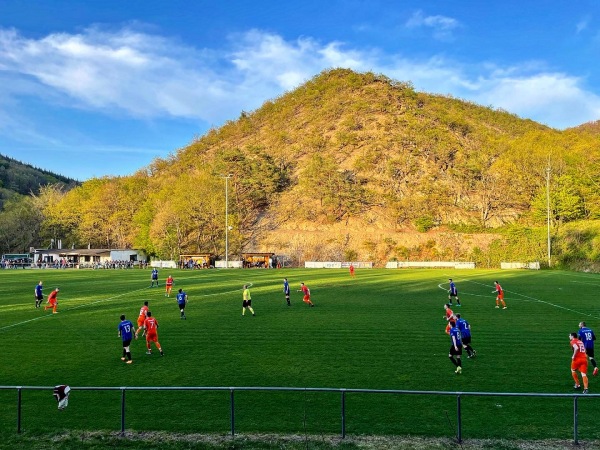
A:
0 267 599 440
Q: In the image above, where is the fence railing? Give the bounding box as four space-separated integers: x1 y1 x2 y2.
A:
1 385 596 444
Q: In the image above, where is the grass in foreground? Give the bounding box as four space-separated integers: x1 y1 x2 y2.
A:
0 431 596 450
0 268 599 441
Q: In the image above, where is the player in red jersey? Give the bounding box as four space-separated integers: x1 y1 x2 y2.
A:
570 332 589 393
143 311 164 356
444 303 455 334
349 263 355 278
165 275 174 297
298 282 314 307
44 288 60 314
493 281 507 309
135 301 149 339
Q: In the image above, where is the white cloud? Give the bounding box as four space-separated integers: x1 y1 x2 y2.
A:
0 27 374 125
229 30 373 92
405 10 461 40
0 27 228 121
0 25 598 133
472 73 600 128
385 56 600 128
576 16 590 33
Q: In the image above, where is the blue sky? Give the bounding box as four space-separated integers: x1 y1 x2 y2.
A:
1 1 599 180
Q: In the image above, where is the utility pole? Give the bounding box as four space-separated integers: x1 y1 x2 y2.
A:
546 166 551 267
220 174 233 268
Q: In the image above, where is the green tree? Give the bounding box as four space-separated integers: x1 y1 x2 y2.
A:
532 174 585 226
0 196 42 252
300 154 371 222
34 184 72 247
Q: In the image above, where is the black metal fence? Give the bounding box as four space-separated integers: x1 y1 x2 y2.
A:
1 385 596 444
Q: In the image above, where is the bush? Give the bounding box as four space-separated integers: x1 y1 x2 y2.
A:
415 216 435 232
344 249 358 261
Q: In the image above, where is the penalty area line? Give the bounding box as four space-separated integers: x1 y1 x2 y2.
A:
465 280 600 320
437 283 506 301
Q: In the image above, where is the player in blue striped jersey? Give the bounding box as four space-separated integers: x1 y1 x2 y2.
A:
176 289 188 320
448 278 460 306
448 321 463 374
150 268 159 287
117 315 134 364
283 278 291 306
578 322 598 376
34 281 43 308
456 314 476 358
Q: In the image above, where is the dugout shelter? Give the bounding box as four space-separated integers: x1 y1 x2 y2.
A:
180 254 214 269
242 252 275 268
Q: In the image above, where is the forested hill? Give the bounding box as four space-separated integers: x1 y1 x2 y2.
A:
572 120 600 134
171 68 598 230
15 69 600 266
0 153 77 197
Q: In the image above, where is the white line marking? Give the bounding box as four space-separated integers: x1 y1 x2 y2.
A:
464 280 600 319
555 272 600 280
571 281 600 287
0 282 254 332
0 285 151 332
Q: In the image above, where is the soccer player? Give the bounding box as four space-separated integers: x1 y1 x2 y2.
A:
349 263 355 278
448 279 460 306
135 301 149 338
150 268 159 287
44 288 60 314
444 303 455 334
165 275 174 297
117 314 134 364
242 284 255 316
448 321 463 374
143 311 164 356
493 281 507 309
570 332 589 393
283 278 291 306
176 288 188 319
34 281 43 308
455 313 476 358
298 282 315 307
578 322 598 376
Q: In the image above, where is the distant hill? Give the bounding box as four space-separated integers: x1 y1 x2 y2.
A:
0 154 78 208
41 69 600 266
571 120 600 134
174 69 578 228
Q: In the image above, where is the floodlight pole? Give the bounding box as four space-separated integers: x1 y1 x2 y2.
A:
546 166 551 267
221 174 233 269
